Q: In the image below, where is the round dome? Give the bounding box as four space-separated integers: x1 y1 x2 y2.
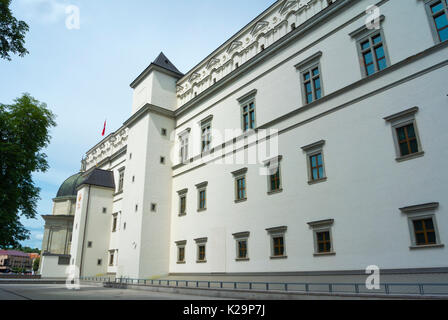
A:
56 172 84 198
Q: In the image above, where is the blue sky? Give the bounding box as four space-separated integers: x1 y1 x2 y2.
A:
0 0 276 249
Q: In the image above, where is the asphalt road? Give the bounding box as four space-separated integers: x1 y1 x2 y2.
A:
0 283 231 300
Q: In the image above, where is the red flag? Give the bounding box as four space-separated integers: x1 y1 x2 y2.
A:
102 120 106 136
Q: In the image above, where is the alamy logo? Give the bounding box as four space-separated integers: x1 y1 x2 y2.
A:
365 265 381 290
65 5 80 30
365 5 381 30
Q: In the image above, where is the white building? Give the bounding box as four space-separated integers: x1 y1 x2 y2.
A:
41 0 448 283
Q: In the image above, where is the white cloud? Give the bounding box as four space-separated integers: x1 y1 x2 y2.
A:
35 233 44 240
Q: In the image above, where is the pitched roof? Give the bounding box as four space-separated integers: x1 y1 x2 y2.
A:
56 172 84 198
0 250 30 257
152 52 183 75
78 168 115 190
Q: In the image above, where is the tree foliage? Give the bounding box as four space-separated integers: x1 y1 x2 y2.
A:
0 0 29 60
33 256 40 272
0 93 56 248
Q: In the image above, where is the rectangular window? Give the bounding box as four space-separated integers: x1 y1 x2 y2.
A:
233 231 250 261
302 66 322 104
179 130 190 163
308 219 335 256
118 168 125 193
175 240 187 263
426 0 448 42
112 215 117 232
266 226 287 259
357 31 388 77
180 195 186 214
237 240 248 259
109 251 114 266
195 238 207 263
201 119 212 153
301 140 327 184
384 107 424 162
242 102 256 131
400 202 443 249
196 182 208 211
236 177 246 200
413 218 437 246
264 156 283 194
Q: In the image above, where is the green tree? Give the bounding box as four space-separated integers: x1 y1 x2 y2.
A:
0 93 56 248
33 256 40 272
0 0 29 60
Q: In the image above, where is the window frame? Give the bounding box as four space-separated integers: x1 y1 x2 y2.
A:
112 213 118 232
266 226 287 259
178 128 191 164
349 16 390 78
263 155 283 194
109 250 115 266
295 51 324 105
301 140 327 184
237 89 257 132
175 240 187 264
400 202 444 250
200 116 213 154
177 188 188 217
196 182 208 212
424 0 448 43
233 232 250 261
384 107 424 162
231 168 248 203
194 238 207 263
307 219 336 256
117 167 125 193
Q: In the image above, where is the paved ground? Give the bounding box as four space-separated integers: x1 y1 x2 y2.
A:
0 283 231 300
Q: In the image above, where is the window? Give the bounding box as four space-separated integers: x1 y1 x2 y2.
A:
200 116 213 153
264 156 283 194
195 238 207 263
118 168 125 193
196 182 208 211
307 219 336 256
384 107 424 162
161 128 167 136
266 226 287 259
295 51 323 105
102 207 107 214
301 140 327 184
151 203 157 212
425 0 448 43
237 89 257 131
179 128 190 163
97 259 102 266
177 188 188 216
400 202 444 249
160 156 165 164
109 251 115 266
350 19 389 77
175 240 186 264
233 232 250 261
87 241 92 248
231 168 248 202
112 214 117 232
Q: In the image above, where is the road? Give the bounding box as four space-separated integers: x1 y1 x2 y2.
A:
0 283 231 300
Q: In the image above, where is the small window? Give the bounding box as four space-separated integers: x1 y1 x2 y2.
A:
301 140 327 184
123 222 126 230
400 202 443 249
176 240 186 264
129 153 132 160
261 44 265 51
87 241 92 248
109 251 115 266
350 20 389 77
266 226 287 259
179 129 190 163
425 0 448 43
196 182 208 211
97 259 102 266
135 204 138 212
118 168 125 193
231 168 248 202
177 189 188 216
233 232 250 261
235 62 239 68
308 219 335 256
238 89 257 132
160 156 165 164
384 107 424 162
295 52 323 105
102 207 107 214
151 203 157 212
161 128 167 136
291 23 296 30
264 156 283 194
132 176 135 183
200 117 213 153
112 215 118 232
195 238 207 263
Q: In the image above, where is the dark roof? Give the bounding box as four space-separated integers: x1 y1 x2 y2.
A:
79 168 115 190
0 250 30 257
152 52 183 75
56 172 84 198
